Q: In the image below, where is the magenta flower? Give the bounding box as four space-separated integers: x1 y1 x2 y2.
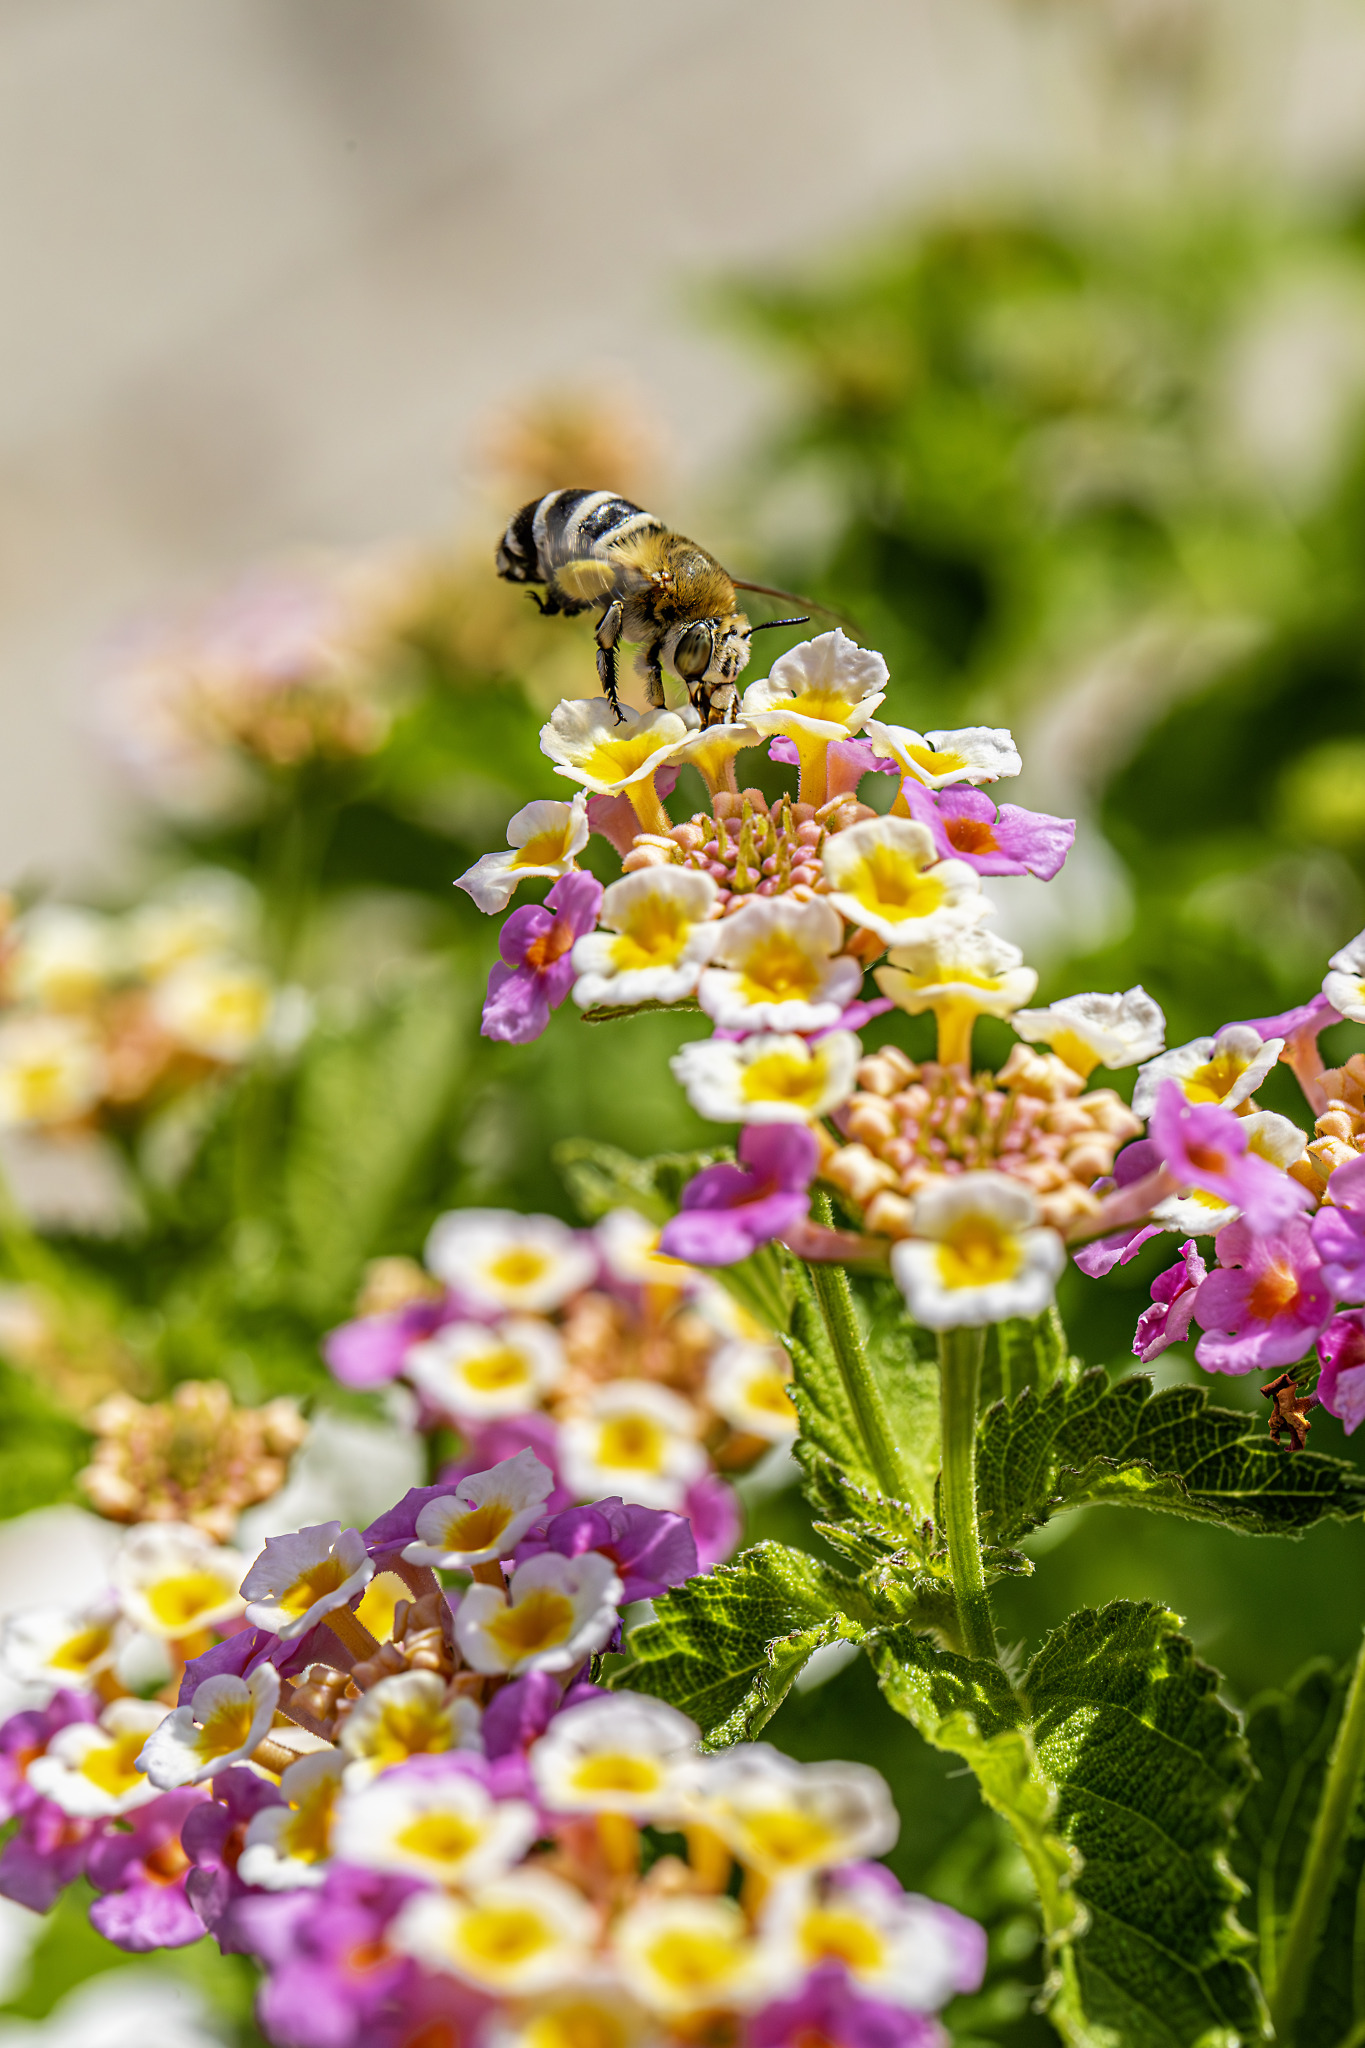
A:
660 1124 819 1266
0 1797 96 1912
1318 1311 1365 1433
683 1471 743 1570
751 1966 940 2048
244 1864 424 2048
1150 1083 1308 1234
1310 1153 1365 1302
178 1620 330 1706
322 1296 459 1391
769 734 900 798
86 1787 207 1951
1192 1218 1332 1375
481 870 604 1046
514 1497 698 1601
0 1692 95 1823
363 1414 571 1566
481 1672 605 1761
1133 1241 1208 1363
1073 1139 1166 1277
899 777 1074 879
182 1765 284 1946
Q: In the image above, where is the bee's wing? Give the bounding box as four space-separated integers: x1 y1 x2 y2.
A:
732 579 862 633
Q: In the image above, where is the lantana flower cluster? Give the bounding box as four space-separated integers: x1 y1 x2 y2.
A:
324 1205 801 1569
0 1449 984 2048
0 870 296 1136
78 1379 309 1540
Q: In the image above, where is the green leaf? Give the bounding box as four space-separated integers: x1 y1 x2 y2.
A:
977 1368 1365 1546
283 966 471 1315
983 1305 1075 1406
607 1541 868 1744
1025 1600 1264 2048
552 1137 720 1227
1231 1655 1365 2047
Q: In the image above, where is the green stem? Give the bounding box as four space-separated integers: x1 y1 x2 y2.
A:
938 1325 996 1662
808 1194 915 1503
1271 1628 1365 2043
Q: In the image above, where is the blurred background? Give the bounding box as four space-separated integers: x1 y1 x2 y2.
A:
8 1 1365 2041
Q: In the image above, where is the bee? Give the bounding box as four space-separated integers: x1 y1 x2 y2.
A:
495 488 812 726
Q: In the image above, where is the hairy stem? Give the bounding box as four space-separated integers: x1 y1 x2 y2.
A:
1270 1628 1365 2043
807 1194 914 1502
938 1325 996 1662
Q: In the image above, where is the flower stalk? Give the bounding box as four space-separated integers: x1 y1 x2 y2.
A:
807 1194 916 1504
1268 1626 1365 2042
937 1325 996 1662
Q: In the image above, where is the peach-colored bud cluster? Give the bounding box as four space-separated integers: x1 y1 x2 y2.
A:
79 1379 308 1541
824 1042 1142 1237
1303 1053 1365 1193
620 789 876 916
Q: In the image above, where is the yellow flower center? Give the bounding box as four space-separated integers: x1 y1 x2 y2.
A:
799 1908 886 1973
527 2001 631 2048
197 1696 255 1759
17 1062 75 1117
906 742 966 776
280 1555 349 1620
514 827 573 868
579 733 671 785
770 690 857 725
358 1696 455 1768
936 1216 1022 1290
1049 1028 1100 1078
737 933 825 1005
461 1347 533 1393
571 1753 662 1795
49 1624 112 1675
459 1904 556 1972
356 1572 409 1642
395 1811 483 1870
1184 1052 1251 1104
643 1927 743 1994
281 1777 339 1863
741 1048 828 1110
436 1500 514 1552
745 1371 796 1421
147 1569 237 1630
81 1730 148 1798
596 1413 667 1473
486 1248 551 1290
844 847 944 922
485 1587 577 1662
735 1808 838 1869
610 898 693 972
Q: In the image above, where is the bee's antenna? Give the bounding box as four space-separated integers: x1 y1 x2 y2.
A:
748 615 810 634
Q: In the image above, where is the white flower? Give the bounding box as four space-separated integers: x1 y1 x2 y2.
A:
394 1869 599 1994
402 1449 557 1568
594 1207 695 1291
240 1521 373 1639
698 897 863 1033
682 1744 898 1878
572 869 720 1013
338 1669 481 1782
138 1664 280 1788
740 632 888 741
529 1694 700 1819
0 1598 121 1693
876 926 1035 1020
405 1320 566 1422
27 1699 167 1818
238 1749 346 1890
541 701 691 796
863 721 1021 788
425 1209 596 1314
111 1523 249 1639
822 819 985 948
454 1553 623 1677
333 1762 538 1886
1132 1023 1283 1119
612 1893 786 2015
149 955 273 1063
1013 986 1166 1078
1152 1109 1308 1235
559 1380 706 1510
1325 930 1365 1022
8 906 115 1009
764 1871 976 2013
0 1013 106 1128
457 796 591 915
889 1172 1066 1330
671 1030 861 1124
122 869 257 979
705 1341 797 1442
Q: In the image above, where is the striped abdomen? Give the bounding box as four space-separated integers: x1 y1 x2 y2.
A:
495 489 663 586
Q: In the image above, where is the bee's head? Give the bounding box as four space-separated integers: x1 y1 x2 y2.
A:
666 611 753 701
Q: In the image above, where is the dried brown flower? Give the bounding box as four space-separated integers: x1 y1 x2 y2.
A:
80 1379 307 1540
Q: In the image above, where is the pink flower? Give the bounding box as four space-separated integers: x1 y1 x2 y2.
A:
1310 1153 1365 1302
1133 1241 1208 1363
1318 1311 1365 1434
322 1296 459 1390
86 1787 207 1951
751 1966 940 2048
660 1124 818 1266
514 1498 698 1602
1073 1140 1166 1276
1150 1083 1308 1234
1227 992 1341 1114
1193 1219 1332 1374
481 871 604 1046
899 778 1074 880
182 1765 284 1946
683 1471 742 1570
587 764 681 855
769 734 900 798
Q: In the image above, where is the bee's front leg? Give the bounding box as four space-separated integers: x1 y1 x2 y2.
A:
642 639 666 710
595 600 626 721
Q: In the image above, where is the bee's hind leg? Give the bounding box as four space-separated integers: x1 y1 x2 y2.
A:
595 600 626 721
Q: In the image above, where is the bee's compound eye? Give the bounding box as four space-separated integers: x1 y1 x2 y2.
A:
674 624 712 680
